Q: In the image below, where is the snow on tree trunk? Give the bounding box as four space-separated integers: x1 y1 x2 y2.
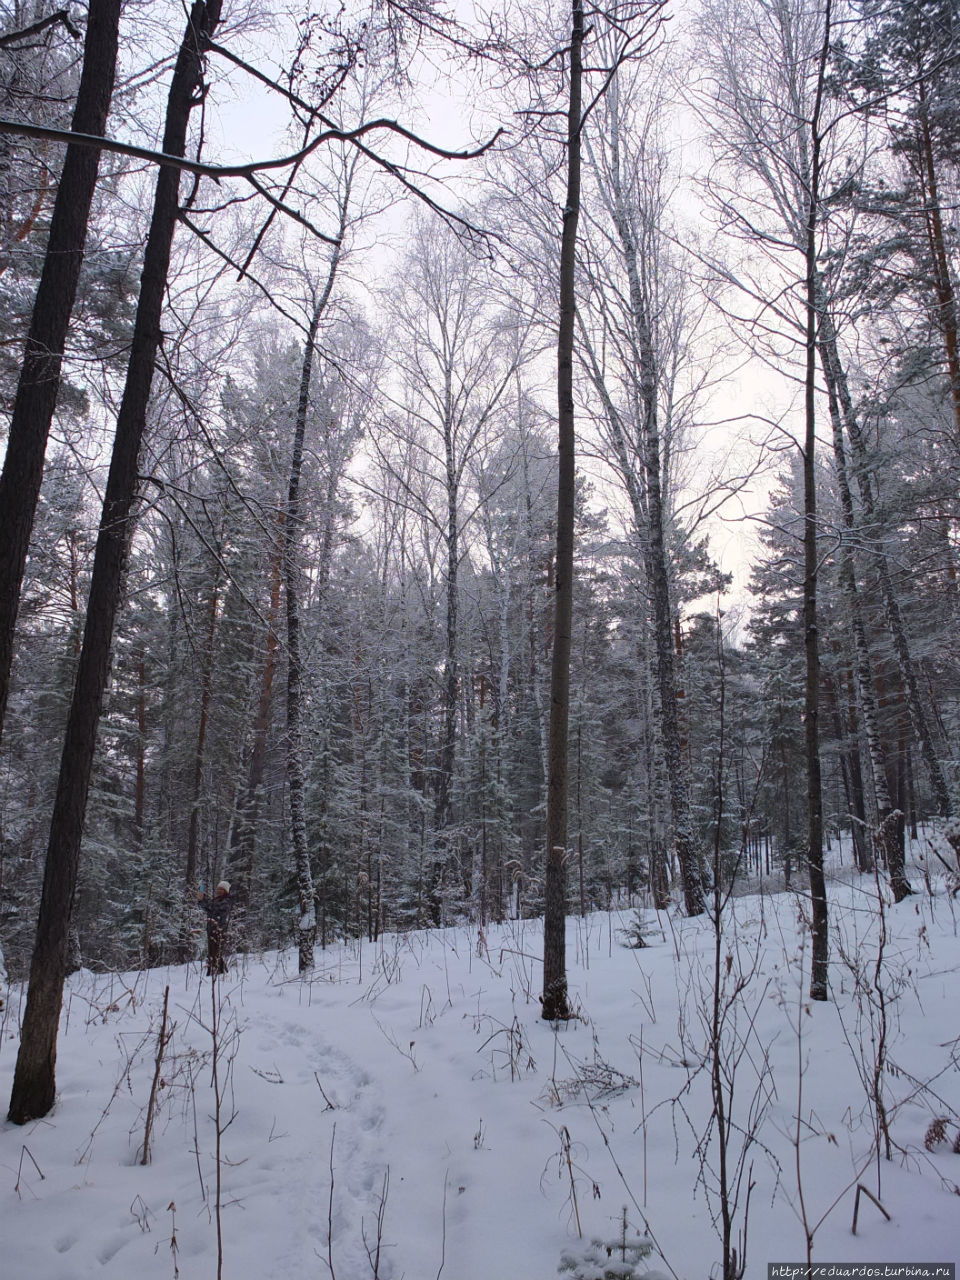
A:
8 0 224 1126
818 318 912 899
601 82 704 918
284 306 321 975
801 0 831 1004
820 305 953 822
542 0 583 1022
0 0 122 744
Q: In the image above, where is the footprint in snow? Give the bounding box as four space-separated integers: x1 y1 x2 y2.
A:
96 1232 129 1265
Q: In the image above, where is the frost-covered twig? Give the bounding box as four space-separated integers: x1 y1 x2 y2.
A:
373 1016 419 1071
362 1167 390 1278
323 1123 338 1280
851 1182 890 1235
140 984 172 1165
14 1143 44 1197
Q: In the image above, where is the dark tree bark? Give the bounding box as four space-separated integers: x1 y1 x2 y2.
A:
226 534 284 902
542 0 583 1023
641 387 704 915
429 363 462 922
824 669 867 871
8 0 223 1126
778 694 793 885
802 0 831 1004
577 67 703 917
185 567 222 892
284 305 321 974
915 76 960 444
639 349 703 914
135 646 147 841
819 304 953 821
0 0 122 744
173 562 223 962
839 663 871 872
435 403 460 836
818 330 911 899
283 218 347 972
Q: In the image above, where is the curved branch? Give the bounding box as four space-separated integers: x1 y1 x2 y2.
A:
0 114 503 180
0 10 80 46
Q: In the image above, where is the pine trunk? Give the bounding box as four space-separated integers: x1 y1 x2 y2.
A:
916 84 960 443
542 0 583 1022
430 407 460 920
285 308 321 974
609 193 704 914
818 331 909 897
227 536 283 900
824 669 869 873
819 307 952 819
802 0 831 1003
185 569 221 891
8 0 223 1126
135 647 147 842
0 0 122 742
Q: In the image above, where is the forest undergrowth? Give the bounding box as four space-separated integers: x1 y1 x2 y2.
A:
1 837 959 1280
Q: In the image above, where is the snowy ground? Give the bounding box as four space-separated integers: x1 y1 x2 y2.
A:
2 851 960 1279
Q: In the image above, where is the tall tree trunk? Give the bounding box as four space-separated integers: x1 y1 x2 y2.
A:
0 0 122 744
642 407 704 916
818 334 910 897
802 0 831 1003
600 91 704 918
578 358 673 908
542 0 583 1022
435 395 459 825
430 406 460 921
284 306 321 974
915 82 960 443
841 661 872 872
226 534 284 901
525 461 550 798
8 0 223 1126
825 667 869 872
282 220 346 970
819 306 952 820
185 566 221 892
134 646 147 843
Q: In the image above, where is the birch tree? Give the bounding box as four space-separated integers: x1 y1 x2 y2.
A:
695 0 860 996
578 61 712 916
698 0 952 906
385 215 528 921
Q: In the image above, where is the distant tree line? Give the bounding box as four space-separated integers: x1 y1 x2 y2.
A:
0 0 958 1086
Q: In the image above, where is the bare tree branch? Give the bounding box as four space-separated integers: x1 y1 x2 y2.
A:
0 9 80 47
0 114 504 179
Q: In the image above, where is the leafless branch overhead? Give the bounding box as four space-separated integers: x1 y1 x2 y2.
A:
0 115 504 181
0 9 80 47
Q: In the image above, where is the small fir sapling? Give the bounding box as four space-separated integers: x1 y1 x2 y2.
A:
618 910 648 949
559 1207 667 1280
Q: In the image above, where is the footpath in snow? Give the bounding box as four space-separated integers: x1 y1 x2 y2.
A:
1 862 959 1279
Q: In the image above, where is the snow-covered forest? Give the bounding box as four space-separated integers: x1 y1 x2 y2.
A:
1 0 960 1270
3 869 960 1279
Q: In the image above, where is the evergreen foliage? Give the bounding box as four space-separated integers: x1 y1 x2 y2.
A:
0 0 955 1018
559 1208 661 1280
